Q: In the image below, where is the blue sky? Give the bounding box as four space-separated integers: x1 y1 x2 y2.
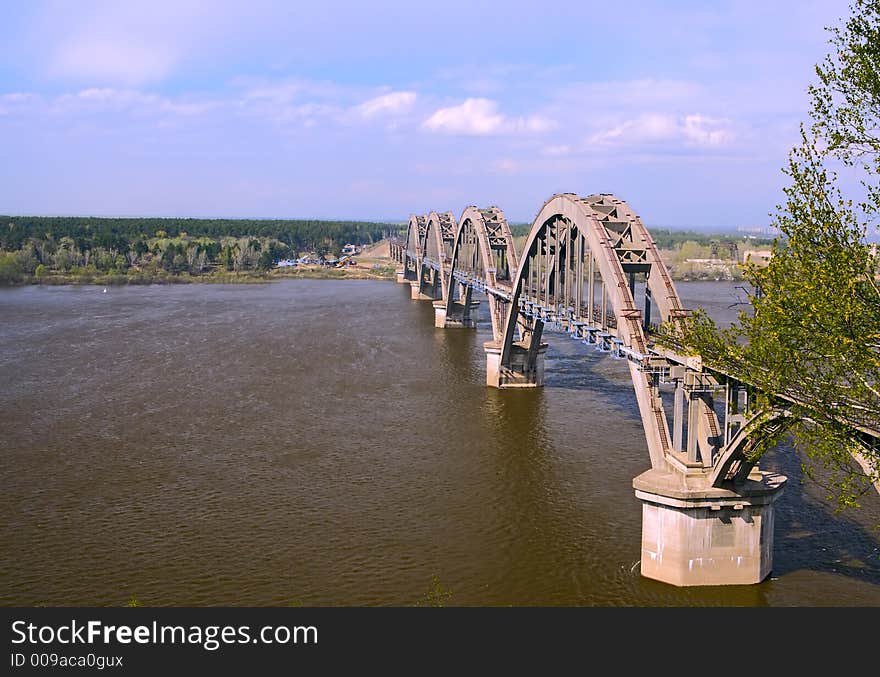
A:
0 0 856 229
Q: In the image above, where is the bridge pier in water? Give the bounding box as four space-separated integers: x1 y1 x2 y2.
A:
484 340 548 388
434 281 481 328
409 280 441 301
388 193 869 587
633 468 786 586
434 301 480 328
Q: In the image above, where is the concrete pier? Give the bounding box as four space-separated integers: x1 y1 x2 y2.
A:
633 468 787 586
395 269 407 284
434 300 480 328
410 281 439 301
433 301 447 327
484 340 547 388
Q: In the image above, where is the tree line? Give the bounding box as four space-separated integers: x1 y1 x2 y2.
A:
0 216 405 283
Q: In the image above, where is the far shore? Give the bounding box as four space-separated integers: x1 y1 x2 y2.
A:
0 236 751 288
0 265 748 287
1 265 398 287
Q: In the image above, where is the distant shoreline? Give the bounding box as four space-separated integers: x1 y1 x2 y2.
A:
0 267 747 288
0 264 398 287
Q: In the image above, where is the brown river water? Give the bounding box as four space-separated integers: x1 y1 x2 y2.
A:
1 279 878 606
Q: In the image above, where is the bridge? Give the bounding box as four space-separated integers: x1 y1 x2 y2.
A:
388 192 880 587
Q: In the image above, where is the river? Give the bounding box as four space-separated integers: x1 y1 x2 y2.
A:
1 279 878 606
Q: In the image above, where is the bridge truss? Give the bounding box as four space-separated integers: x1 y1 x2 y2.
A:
391 192 878 586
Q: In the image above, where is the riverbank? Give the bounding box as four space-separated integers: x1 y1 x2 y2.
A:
0 238 400 286
0 263 399 287
0 233 749 286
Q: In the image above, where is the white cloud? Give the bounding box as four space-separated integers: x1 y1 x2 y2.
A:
681 114 733 145
589 113 734 148
423 98 504 134
50 39 177 86
357 91 417 118
591 114 676 144
230 78 347 127
422 98 553 136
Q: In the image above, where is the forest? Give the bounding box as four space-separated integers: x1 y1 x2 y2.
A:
0 215 403 284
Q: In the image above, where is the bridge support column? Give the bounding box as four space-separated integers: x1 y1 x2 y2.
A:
632 468 787 586
433 301 448 328
436 300 480 328
396 269 407 284
410 281 438 301
484 340 547 388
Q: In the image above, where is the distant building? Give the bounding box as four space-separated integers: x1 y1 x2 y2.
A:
342 243 360 255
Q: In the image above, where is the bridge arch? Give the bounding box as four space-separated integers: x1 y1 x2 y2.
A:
402 214 426 282
416 211 456 300
493 193 697 469
440 206 519 340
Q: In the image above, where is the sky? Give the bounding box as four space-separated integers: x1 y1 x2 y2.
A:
0 0 859 229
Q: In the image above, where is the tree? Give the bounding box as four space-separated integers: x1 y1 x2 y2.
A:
186 245 200 273
172 253 187 273
257 249 274 271
0 251 23 283
16 243 37 274
221 244 233 271
53 247 75 272
662 0 880 509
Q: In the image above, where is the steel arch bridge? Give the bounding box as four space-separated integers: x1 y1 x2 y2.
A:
389 192 879 587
